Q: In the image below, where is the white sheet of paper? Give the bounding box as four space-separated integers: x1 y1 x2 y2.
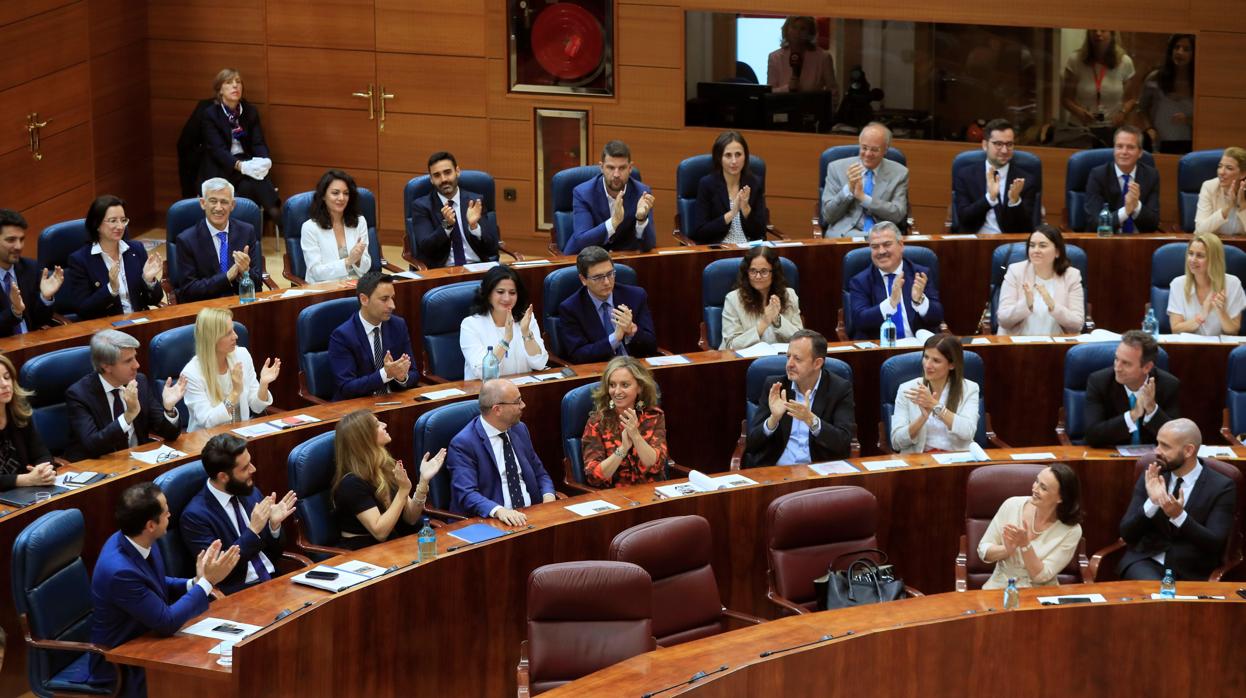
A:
861 459 908 471
1010 452 1057 460
1036 593 1107 604
970 337 992 345
535 372 566 381
420 388 469 400
1149 593 1209 600
1074 329 1122 343
511 260 550 267
1198 445 1236 458
463 262 499 272
232 423 281 438
645 355 692 366
181 617 264 643
1116 445 1154 457
129 445 185 464
710 474 758 489
735 343 786 358
772 241 804 247
931 451 979 464
826 344 855 352
1010 335 1054 343
809 461 859 475
335 560 387 578
510 376 540 386
943 233 978 239
56 472 100 488
894 337 923 348
654 482 702 498
393 270 422 280
564 500 621 516
657 249 693 254
854 341 878 349
278 288 321 298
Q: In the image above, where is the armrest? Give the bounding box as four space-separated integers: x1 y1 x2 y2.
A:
547 239 562 256
1084 302 1096 332
835 307 848 342
1221 408 1239 446
297 538 351 559
1076 537 1092 584
955 534 969 592
261 272 279 291
498 241 525 262
766 589 809 615
721 607 766 626
673 230 695 246
1209 555 1242 582
381 259 403 273
545 354 572 368
517 640 530 698
764 224 788 240
656 347 674 356
297 373 328 406
978 302 992 336
160 278 178 306
811 216 824 238
562 468 599 494
400 236 429 271
666 460 691 476
902 586 924 597
1055 407 1072 446
280 551 314 568
1086 538 1126 582
281 253 306 287
553 491 568 500
985 413 1010 449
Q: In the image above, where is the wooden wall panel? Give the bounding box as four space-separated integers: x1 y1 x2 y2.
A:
482 0 504 59
593 65 683 129
0 2 88 92
93 104 153 179
87 0 146 57
0 63 90 155
0 124 92 210
95 163 154 218
265 105 379 170
1192 5 1246 34
1193 96 1246 152
493 176 536 244
152 154 180 207
274 164 379 204
19 182 92 233
376 0 486 57
485 59 530 121
267 47 375 108
376 169 412 242
148 0 266 44
487 117 532 181
148 40 269 103
618 4 682 68
378 54 487 117
1195 32 1245 100
265 0 374 51
91 42 151 133
0 0 78 27
377 113 488 174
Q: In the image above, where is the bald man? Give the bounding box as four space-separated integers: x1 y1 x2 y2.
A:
1118 418 1236 581
820 122 910 237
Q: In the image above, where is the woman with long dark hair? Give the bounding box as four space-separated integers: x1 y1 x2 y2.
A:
978 464 1084 588
300 169 372 283
1140 34 1194 154
890 333 980 453
719 246 802 350
459 265 547 379
691 131 769 244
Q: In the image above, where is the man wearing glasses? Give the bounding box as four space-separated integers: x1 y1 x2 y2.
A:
820 122 910 237
952 118 1040 233
556 246 658 363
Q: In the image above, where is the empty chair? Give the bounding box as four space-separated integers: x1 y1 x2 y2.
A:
1178 149 1225 233
880 348 1003 453
549 165 643 255
295 297 358 403
151 460 207 578
1057 341 1170 445
541 263 638 359
411 399 479 520
1149 241 1246 334
609 515 762 646
1222 344 1246 444
280 187 393 285
18 346 94 458
1065 147 1155 231
285 430 349 560
517 561 655 695
420 281 478 383
149 320 250 429
700 255 800 351
838 244 940 340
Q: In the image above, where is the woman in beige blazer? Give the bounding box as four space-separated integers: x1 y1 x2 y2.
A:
719 246 803 351
996 225 1085 335
1194 147 1246 236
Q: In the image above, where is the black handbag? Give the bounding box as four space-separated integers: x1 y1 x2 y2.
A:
814 549 905 611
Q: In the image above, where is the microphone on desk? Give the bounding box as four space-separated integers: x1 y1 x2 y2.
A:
758 632 843 658
640 665 730 698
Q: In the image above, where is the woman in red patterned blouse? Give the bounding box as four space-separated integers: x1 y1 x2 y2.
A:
581 356 668 487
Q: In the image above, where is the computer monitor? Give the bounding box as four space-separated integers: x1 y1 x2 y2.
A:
763 90 835 133
692 82 771 130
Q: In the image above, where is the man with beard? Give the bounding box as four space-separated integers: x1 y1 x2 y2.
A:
564 140 657 255
951 118 1040 233
411 151 500 268
0 208 62 336
180 433 297 594
1118 418 1236 581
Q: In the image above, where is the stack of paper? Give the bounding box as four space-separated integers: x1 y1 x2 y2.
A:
292 560 388 592
654 470 758 498
735 343 788 358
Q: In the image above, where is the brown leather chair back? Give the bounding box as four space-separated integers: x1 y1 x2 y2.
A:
526 561 655 695
609 515 725 646
1134 454 1246 575
765 486 878 612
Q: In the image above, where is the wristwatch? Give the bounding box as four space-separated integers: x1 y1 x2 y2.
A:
932 404 945 417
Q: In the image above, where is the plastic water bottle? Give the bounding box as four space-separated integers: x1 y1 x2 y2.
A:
417 517 436 563
1096 204 1114 237
1002 577 1020 609
1142 308 1159 338
880 316 897 348
482 346 500 381
1160 569 1176 598
238 272 256 304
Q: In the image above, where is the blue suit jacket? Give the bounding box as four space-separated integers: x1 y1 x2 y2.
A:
62 244 164 320
565 174 657 255
88 530 209 696
174 218 264 303
847 258 944 340
180 483 284 595
448 417 555 518
64 372 181 462
0 256 56 335
952 160 1039 233
556 284 658 363
328 312 420 400
410 189 500 268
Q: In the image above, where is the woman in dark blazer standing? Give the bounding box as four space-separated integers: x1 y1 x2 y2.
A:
62 195 163 319
690 130 769 245
199 67 281 227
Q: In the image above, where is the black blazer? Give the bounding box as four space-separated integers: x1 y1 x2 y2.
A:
690 172 769 244
65 372 181 462
62 245 164 320
952 160 1039 233
174 219 264 303
198 99 271 186
1083 161 1161 233
410 189 500 268
0 419 52 490
1119 457 1236 581
743 368 855 468
1083 367 1180 448
0 257 56 336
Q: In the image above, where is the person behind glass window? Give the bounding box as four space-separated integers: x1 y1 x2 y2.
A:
766 16 838 102
1061 30 1137 146
1140 34 1194 155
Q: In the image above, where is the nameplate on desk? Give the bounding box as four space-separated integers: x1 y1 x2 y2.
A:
564 500 621 516
1074 329 1122 343
657 249 693 255
417 388 469 400
825 345 854 353
906 235 932 241
808 461 859 475
645 355 692 367
942 234 978 239
1220 335 1246 344
655 471 758 498
772 241 805 247
1037 593 1107 605
970 337 992 345
1010 452 1057 460
111 317 150 327
511 371 570 386
1115 445 1154 457
463 262 499 272
861 459 908 472
276 288 325 298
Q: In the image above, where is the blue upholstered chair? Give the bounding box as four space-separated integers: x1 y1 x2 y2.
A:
701 257 800 351
286 430 349 560
838 245 940 340
1057 342 1170 445
279 188 392 285
411 399 479 520
549 165 642 255
37 219 88 317
18 346 94 458
817 145 907 233
295 297 358 404
949 149 1044 232
11 508 120 696
1065 148 1155 231
1178 150 1223 233
402 171 519 269
149 321 250 429
674 154 775 244
151 460 207 577
165 196 263 297
879 350 1001 453
420 281 477 383
541 263 638 360
1149 242 1246 334
1222 345 1246 445
985 242 1090 334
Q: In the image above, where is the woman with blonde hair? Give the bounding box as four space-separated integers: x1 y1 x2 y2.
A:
0 353 55 491
1167 232 1246 336
181 308 280 431
1194 147 1246 236
581 356 667 487
332 409 445 550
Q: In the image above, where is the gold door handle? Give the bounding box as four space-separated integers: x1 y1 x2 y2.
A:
378 87 394 132
26 113 50 161
351 85 375 120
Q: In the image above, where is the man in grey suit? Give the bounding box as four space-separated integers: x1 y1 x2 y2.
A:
820 123 909 237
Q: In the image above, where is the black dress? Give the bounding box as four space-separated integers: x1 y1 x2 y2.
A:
0 418 52 491
331 473 419 550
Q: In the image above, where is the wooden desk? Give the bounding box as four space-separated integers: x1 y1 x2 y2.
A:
552 581 1246 697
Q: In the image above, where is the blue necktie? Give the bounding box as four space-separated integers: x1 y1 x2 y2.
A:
230 496 271 582
885 273 906 339
3 270 26 334
447 199 466 266
600 301 624 356
862 169 875 232
1120 174 1135 233
217 232 230 274
1128 393 1141 444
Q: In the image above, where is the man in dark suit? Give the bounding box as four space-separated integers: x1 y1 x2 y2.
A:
179 434 297 595
564 140 657 255
1083 126 1161 233
411 151 500 268
88 482 239 697
847 222 944 340
174 178 264 302
1083 330 1180 448
952 118 1040 233
556 246 658 363
328 271 419 400
1118 419 1236 581
743 330 855 468
0 209 61 336
65 330 186 462
448 378 556 526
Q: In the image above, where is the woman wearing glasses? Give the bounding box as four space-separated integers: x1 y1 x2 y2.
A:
62 195 164 319
720 246 803 350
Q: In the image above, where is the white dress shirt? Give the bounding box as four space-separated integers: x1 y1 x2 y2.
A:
99 374 178 448
438 190 483 264
1142 461 1203 564
980 161 1022 234
480 417 532 517
181 346 273 432
91 241 134 313
875 267 929 338
358 311 392 384
203 479 278 583
601 178 649 241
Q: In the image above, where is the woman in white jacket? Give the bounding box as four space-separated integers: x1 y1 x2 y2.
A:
890 333 979 453
181 308 279 431
300 169 372 283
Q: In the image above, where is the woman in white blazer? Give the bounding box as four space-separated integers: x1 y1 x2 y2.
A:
181 308 280 431
300 169 372 283
719 246 803 350
460 265 548 379
1194 147 1246 236
996 225 1085 335
890 333 979 453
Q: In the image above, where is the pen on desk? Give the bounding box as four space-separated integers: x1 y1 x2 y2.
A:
374 401 402 406
1197 595 1226 600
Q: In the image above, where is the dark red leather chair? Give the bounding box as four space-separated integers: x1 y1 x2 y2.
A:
517 561 655 697
609 515 763 646
956 463 1089 591
1089 455 1244 582
764 485 919 615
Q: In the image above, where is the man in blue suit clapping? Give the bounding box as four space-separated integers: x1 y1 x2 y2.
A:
328 271 419 400
564 140 657 255
847 222 944 340
556 246 658 363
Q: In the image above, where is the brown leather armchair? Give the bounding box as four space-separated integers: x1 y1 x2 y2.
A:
517 561 656 697
609 515 764 646
955 463 1089 591
764 486 919 615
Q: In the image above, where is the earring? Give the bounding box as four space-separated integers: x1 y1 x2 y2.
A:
637 400 644 410
609 399 615 410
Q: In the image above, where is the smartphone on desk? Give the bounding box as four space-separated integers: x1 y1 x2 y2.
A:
212 624 245 634
306 570 339 581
